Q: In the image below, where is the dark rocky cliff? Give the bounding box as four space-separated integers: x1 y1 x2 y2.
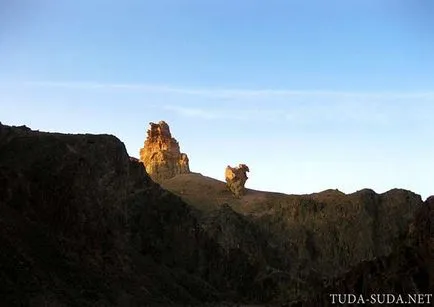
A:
0 123 244 306
298 196 433 306
163 174 430 303
0 123 431 306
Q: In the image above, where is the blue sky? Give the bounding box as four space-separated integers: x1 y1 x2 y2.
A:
1 0 433 199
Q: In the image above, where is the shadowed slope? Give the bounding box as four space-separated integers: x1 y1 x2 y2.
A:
0 123 429 306
0 124 258 306
298 196 433 306
162 173 425 302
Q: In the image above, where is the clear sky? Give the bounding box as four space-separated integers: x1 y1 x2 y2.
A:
1 0 433 199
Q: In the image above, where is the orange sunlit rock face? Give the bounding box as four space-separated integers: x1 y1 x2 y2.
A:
225 164 250 198
139 121 190 183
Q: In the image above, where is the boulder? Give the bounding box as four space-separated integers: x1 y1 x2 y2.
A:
225 164 250 198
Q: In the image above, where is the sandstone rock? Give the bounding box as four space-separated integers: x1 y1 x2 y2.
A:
225 164 249 198
139 121 190 183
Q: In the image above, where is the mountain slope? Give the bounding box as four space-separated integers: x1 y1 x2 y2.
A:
0 123 431 306
299 196 433 306
163 173 425 302
0 123 257 306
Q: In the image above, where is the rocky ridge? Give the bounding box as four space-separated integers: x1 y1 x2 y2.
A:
0 123 249 306
298 196 433 306
0 122 432 306
163 174 432 303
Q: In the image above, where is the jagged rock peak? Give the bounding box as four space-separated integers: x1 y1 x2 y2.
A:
139 121 190 183
147 120 172 139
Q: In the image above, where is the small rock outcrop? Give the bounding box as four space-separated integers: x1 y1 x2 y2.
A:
225 164 250 198
139 121 190 183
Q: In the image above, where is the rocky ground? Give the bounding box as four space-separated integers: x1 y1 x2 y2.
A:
0 123 432 306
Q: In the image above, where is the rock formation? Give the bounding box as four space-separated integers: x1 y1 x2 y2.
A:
225 164 250 197
0 123 250 306
139 121 190 183
1 122 431 306
298 195 434 306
